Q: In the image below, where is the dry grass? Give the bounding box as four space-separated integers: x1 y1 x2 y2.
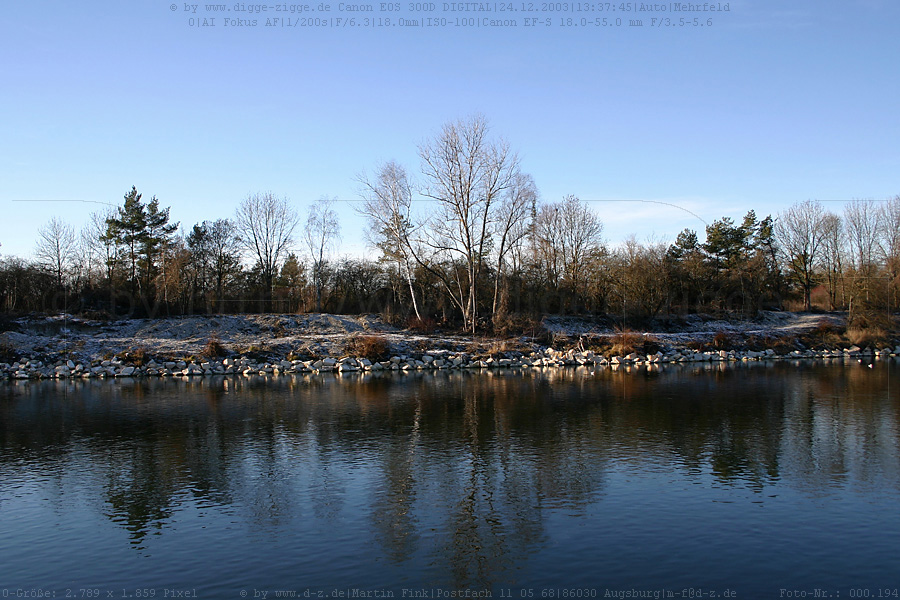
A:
712 330 733 350
845 327 888 348
344 334 391 361
238 342 270 359
486 339 531 357
117 346 150 366
492 313 542 338
607 328 657 357
770 335 797 355
202 336 228 358
406 316 437 333
797 318 846 348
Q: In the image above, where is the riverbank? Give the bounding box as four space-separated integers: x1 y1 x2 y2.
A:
1 311 897 380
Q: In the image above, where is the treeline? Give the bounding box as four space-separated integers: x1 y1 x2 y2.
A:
1 116 898 332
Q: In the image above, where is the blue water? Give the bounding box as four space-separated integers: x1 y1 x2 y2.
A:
1 362 899 598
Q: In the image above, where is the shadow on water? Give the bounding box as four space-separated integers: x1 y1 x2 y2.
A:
1 361 898 589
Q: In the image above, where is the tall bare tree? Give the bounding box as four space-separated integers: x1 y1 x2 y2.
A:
531 202 565 288
844 199 881 271
819 212 845 310
879 195 900 311
357 161 421 320
491 172 537 320
235 192 299 307
530 195 604 306
304 196 341 312
879 195 900 266
844 199 882 307
417 115 520 333
611 235 670 318
35 217 76 289
558 195 604 298
775 200 828 311
82 208 118 284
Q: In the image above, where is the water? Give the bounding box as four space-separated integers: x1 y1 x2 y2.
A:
1 362 899 598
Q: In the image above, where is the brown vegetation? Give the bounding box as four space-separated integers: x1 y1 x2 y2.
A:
202 336 228 358
117 346 150 366
0 341 17 362
712 330 733 350
845 327 889 348
344 334 390 361
406 316 437 333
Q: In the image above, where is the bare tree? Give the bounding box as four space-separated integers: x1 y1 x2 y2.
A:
819 212 845 310
531 202 565 288
844 199 881 271
357 161 421 320
610 235 670 318
417 115 520 333
82 208 118 284
879 195 900 266
844 199 882 307
491 172 537 320
530 195 603 304
879 195 900 310
304 196 341 312
35 217 76 289
558 195 604 297
775 200 828 311
235 192 299 307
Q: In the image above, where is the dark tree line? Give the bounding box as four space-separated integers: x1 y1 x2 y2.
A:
2 117 898 332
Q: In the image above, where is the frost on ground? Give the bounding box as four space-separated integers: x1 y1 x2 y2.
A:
0 310 850 363
541 311 847 346
0 313 470 362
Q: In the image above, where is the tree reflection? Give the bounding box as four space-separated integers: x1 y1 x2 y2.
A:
1 362 898 567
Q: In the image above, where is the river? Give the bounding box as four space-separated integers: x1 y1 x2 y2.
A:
1 361 899 598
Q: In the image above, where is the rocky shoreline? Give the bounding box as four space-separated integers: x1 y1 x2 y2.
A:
2 344 900 381
0 311 897 381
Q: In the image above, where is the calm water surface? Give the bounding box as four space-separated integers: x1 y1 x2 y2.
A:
1 362 899 598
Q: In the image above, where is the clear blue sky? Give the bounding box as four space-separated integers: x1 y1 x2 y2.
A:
2 0 898 260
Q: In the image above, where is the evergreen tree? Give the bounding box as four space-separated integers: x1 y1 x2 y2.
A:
105 186 178 309
106 186 147 295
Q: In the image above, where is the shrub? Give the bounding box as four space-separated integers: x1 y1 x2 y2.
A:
0 341 18 362
712 330 733 350
609 328 643 357
406 316 437 333
771 335 797 355
117 346 150 366
492 313 542 338
380 307 406 328
845 327 888 348
798 318 845 348
344 334 390 361
202 336 228 358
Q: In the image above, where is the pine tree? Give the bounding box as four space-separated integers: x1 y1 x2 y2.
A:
105 186 178 307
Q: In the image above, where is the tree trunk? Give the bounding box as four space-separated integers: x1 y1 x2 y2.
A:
404 257 421 321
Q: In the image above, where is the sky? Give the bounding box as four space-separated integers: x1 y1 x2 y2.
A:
1 0 898 261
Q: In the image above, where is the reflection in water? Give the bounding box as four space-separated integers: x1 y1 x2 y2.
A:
1 362 899 592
